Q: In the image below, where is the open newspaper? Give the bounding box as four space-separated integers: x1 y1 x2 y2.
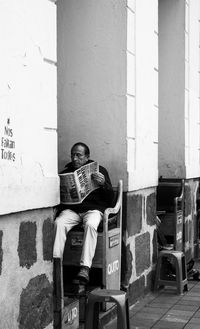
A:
59 161 99 204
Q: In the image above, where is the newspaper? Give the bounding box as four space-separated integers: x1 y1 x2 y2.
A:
59 161 99 204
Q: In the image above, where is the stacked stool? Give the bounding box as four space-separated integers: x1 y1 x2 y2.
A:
85 289 130 329
155 179 188 294
154 249 188 294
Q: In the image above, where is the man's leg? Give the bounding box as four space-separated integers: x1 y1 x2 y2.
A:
77 210 103 282
53 209 81 259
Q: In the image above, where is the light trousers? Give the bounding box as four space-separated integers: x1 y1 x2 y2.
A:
53 209 103 268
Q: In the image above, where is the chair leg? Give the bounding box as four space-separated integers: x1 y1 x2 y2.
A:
116 302 127 329
126 298 130 329
154 256 162 290
85 300 99 329
174 254 188 294
175 257 182 294
115 295 130 329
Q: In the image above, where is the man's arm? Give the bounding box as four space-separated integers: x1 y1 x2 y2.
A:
92 166 114 206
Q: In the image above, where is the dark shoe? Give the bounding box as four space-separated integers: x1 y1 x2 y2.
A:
77 284 86 295
77 266 89 283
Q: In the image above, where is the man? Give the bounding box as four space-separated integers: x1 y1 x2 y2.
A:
53 142 114 283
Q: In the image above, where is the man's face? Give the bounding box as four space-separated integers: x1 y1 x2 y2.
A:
71 145 89 169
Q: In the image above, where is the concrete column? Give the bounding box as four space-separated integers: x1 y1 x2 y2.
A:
127 0 158 190
58 0 158 191
158 0 200 179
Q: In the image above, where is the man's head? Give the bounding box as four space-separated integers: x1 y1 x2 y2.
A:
71 142 90 169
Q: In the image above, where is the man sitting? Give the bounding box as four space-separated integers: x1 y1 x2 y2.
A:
53 142 114 283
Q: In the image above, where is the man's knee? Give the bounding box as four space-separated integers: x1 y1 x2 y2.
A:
54 218 62 232
84 211 102 229
54 213 67 227
84 220 96 230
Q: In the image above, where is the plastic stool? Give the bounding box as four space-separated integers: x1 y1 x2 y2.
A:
154 250 188 294
85 289 130 329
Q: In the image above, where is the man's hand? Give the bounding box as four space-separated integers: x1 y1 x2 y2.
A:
92 172 106 186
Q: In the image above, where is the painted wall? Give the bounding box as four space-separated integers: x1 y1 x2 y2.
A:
58 0 158 192
57 0 127 188
127 0 158 191
185 0 200 178
159 0 200 179
158 0 185 178
0 0 59 215
184 179 199 262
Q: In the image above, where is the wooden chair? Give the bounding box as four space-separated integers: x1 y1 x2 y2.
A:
155 179 188 293
63 180 123 291
157 179 184 251
54 180 123 327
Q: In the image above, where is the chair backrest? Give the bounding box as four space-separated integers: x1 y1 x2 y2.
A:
157 178 183 212
174 179 184 251
102 180 123 291
156 179 184 251
103 180 123 231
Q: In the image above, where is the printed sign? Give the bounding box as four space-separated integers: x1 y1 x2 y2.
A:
64 306 78 325
1 118 16 161
107 260 119 275
109 234 120 248
62 299 79 329
175 209 183 251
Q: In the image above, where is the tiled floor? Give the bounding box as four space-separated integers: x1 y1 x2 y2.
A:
78 261 200 328
105 280 200 329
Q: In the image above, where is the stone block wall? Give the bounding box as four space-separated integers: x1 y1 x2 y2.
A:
0 1 58 326
184 178 199 262
121 187 157 305
0 208 54 329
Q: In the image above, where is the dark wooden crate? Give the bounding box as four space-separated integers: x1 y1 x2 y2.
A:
62 298 79 329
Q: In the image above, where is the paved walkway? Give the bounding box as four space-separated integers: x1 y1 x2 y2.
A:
105 279 200 329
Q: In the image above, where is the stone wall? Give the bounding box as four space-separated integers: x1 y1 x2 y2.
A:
0 208 54 329
0 1 57 326
121 187 157 305
184 178 199 262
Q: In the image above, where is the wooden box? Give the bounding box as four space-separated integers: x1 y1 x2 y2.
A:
62 298 79 329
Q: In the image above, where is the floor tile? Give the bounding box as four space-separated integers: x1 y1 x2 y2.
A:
152 319 186 328
172 304 199 312
186 317 200 324
184 324 200 329
133 312 161 321
130 324 151 329
193 309 200 317
161 313 188 323
176 299 200 306
147 303 175 309
181 295 200 302
131 318 156 327
139 306 167 315
165 309 194 317
185 291 200 296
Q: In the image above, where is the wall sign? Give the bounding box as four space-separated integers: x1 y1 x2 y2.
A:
107 259 119 275
109 234 120 248
1 118 15 161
